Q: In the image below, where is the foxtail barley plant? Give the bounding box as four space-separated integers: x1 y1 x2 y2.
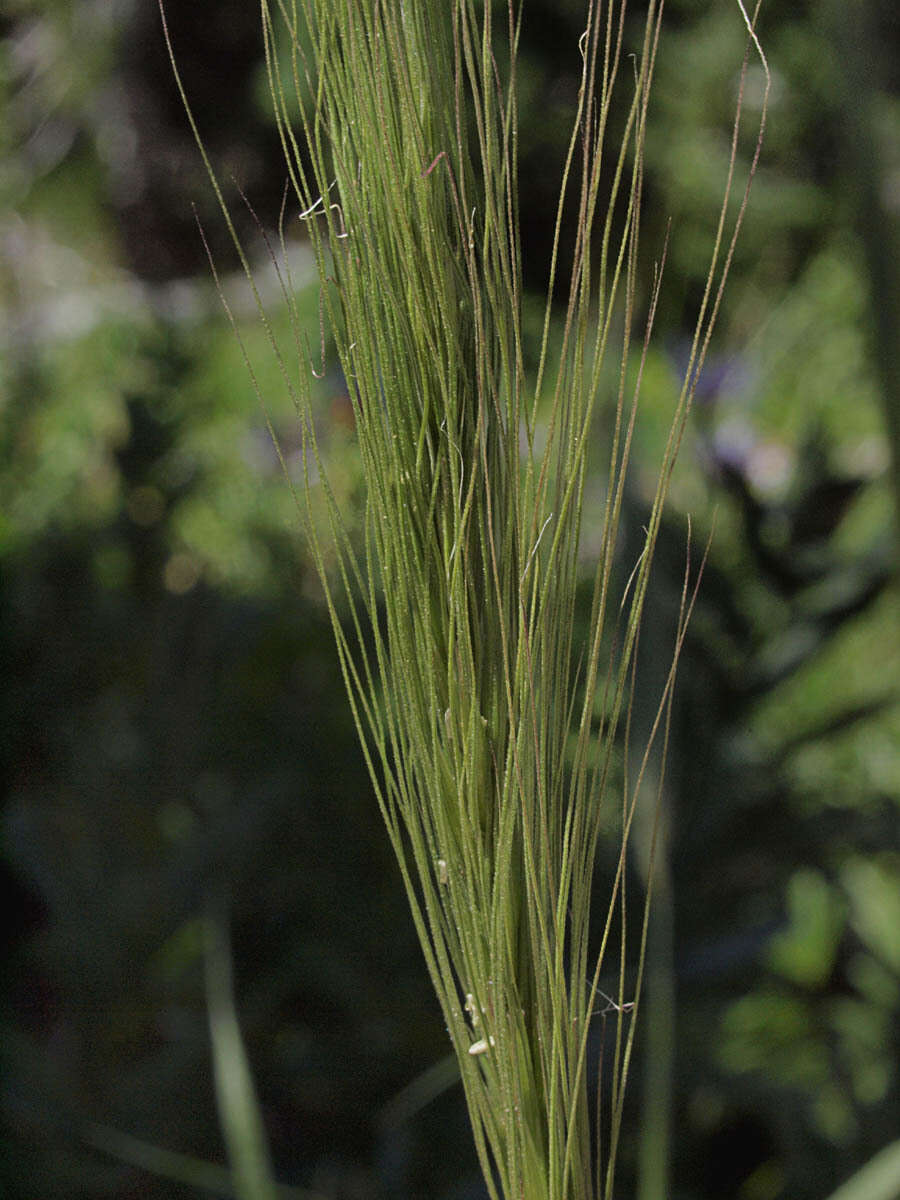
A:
164 1 767 1196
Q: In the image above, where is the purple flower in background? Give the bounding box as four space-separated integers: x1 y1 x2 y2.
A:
710 417 756 472
711 418 794 497
669 340 751 408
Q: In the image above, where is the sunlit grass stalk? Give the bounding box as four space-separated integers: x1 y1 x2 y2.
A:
162 1 767 1196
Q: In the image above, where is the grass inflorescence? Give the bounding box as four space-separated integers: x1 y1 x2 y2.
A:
162 1 767 1196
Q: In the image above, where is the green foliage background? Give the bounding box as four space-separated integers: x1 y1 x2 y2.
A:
1 1 898 1198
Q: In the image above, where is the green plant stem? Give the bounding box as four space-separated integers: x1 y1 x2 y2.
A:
162 2 768 1195
204 893 279 1200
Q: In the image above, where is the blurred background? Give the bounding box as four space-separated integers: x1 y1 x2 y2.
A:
1 1 898 1198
